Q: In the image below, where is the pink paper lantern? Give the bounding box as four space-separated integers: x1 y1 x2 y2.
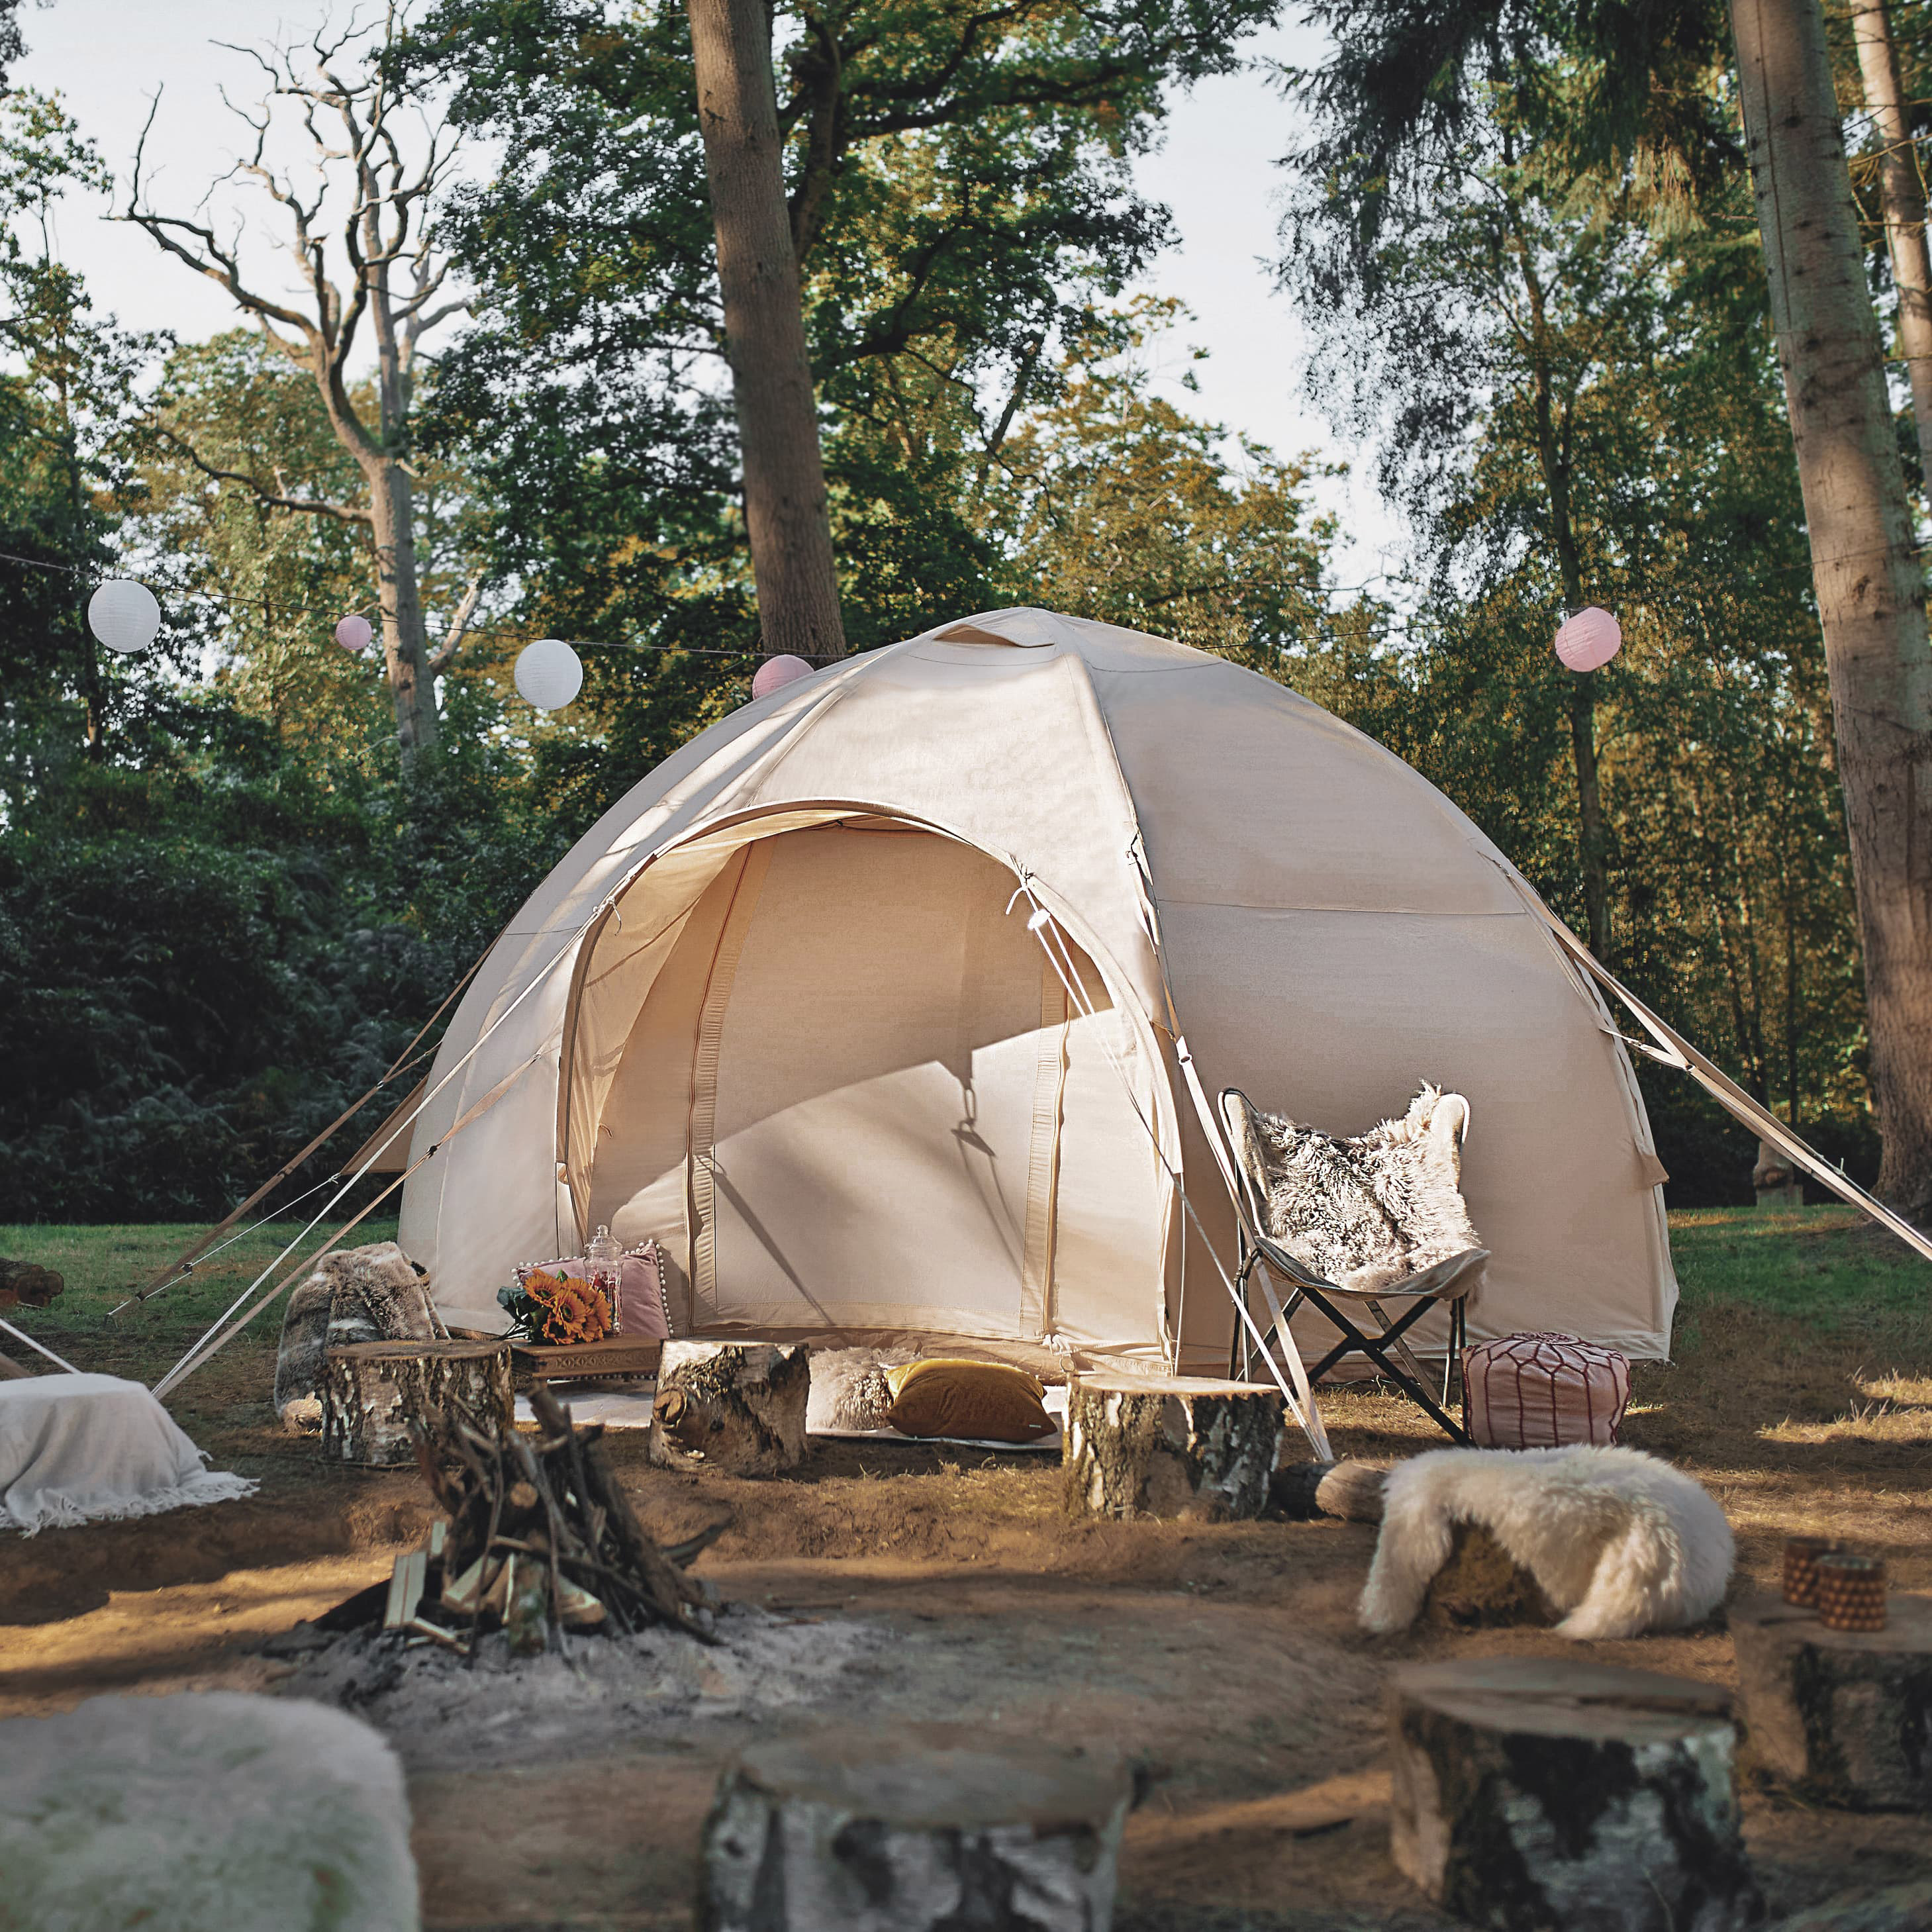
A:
1555 606 1621 672
751 653 813 699
335 614 374 652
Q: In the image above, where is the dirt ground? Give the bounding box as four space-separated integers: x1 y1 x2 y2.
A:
3 1208 1931 1929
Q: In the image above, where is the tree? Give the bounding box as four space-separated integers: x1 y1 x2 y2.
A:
122 10 477 772
685 0 845 661
1730 0 1932 1216
1285 0 1932 1214
1847 0 1932 505
0 91 156 768
418 0 1277 672
984 299 1348 663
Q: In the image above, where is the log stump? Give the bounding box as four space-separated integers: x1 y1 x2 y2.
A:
1765 1880 1932 1931
1271 1458 1387 1522
648 1340 809 1475
1420 1520 1558 1629
1388 1656 1762 1932
697 1724 1134 1932
1731 1591 1932 1810
320 1339 512 1467
1064 1375 1282 1521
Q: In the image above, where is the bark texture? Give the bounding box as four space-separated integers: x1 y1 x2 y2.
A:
1766 1880 1932 1930
320 1339 512 1467
1064 1376 1282 1521
1388 1657 1761 1932
1731 1591 1932 1809
1732 0 1932 1218
697 1725 1133 1932
650 1339 810 1474
1851 0 1932 502
686 0 846 664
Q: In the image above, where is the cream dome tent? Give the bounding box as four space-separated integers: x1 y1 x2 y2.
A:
397 606 1678 1375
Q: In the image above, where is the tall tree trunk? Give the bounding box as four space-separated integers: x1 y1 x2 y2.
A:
1520 247 1612 958
367 457 437 767
1850 0 1932 506
1732 0 1932 1218
686 0 847 663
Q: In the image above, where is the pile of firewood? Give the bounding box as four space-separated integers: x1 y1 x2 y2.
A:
383 1382 725 1655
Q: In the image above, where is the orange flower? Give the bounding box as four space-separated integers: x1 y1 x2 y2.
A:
540 1275 610 1344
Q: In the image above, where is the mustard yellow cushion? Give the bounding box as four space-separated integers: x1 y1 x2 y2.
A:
884 1359 1055 1443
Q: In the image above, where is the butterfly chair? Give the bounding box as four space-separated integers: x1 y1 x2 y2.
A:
1218 1088 1488 1444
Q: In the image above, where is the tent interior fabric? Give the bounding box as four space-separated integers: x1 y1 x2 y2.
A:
399 607 1677 1377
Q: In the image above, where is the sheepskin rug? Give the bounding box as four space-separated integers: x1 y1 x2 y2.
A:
0 1691 419 1932
1226 1083 1480 1293
275 1241 438 1431
1360 1444 1735 1640
805 1347 916 1433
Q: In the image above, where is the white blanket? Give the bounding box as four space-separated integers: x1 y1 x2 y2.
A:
1359 1443 1734 1640
0 1373 257 1534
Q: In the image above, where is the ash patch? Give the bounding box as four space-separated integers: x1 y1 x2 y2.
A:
274 1603 885 1769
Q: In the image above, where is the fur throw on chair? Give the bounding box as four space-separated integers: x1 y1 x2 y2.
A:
1359 1444 1735 1640
1229 1083 1480 1292
273 1242 437 1432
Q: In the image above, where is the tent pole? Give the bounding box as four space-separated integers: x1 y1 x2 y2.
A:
1522 890 1932 1265
124 943 493 1308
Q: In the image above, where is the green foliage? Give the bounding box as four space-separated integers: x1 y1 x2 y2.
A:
1280 25 1869 1203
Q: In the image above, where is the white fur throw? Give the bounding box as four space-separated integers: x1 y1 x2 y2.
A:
1228 1084 1480 1293
806 1347 916 1433
1360 1445 1734 1640
0 1691 420 1932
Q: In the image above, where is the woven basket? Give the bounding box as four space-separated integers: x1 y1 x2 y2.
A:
1463 1331 1631 1449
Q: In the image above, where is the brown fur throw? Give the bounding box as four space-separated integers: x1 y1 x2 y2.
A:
1227 1084 1480 1293
273 1241 436 1431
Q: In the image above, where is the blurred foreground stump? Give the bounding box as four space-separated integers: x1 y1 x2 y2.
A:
1731 1592 1932 1810
649 1340 809 1475
1065 1375 1282 1520
697 1725 1134 1932
1388 1656 1761 1931
320 1339 512 1467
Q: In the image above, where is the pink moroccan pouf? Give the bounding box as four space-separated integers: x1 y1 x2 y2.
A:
1463 1331 1631 1449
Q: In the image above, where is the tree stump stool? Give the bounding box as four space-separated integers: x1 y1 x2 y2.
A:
648 1340 809 1475
697 1725 1134 1932
1064 1375 1282 1520
1420 1520 1558 1629
1271 1458 1387 1521
1731 1592 1932 1810
1388 1656 1761 1932
320 1339 512 1467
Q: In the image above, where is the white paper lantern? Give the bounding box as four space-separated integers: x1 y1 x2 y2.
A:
751 653 814 699
514 638 583 710
1555 606 1621 672
87 579 161 655
334 614 373 652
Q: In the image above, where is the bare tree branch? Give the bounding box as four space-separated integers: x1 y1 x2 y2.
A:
156 424 372 524
428 573 485 676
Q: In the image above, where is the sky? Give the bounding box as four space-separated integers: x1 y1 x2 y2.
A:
13 1 1403 590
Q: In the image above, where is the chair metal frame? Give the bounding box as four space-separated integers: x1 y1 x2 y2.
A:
1218 1088 1486 1445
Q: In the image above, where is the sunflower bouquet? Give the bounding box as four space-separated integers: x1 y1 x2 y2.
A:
497 1266 613 1345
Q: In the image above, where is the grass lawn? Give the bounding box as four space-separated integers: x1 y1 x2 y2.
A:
6 1202 1929 1510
